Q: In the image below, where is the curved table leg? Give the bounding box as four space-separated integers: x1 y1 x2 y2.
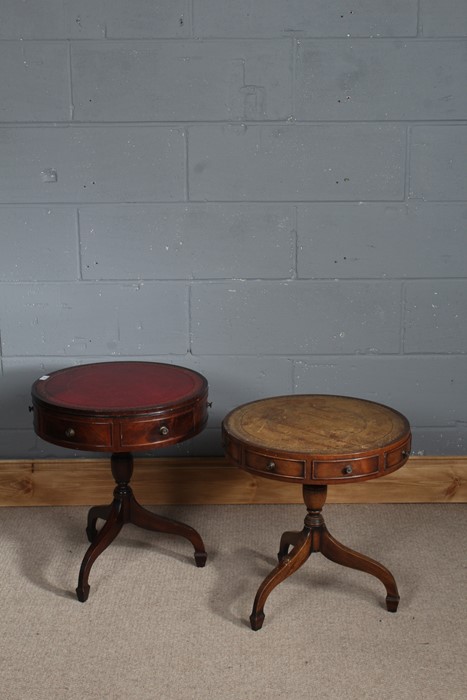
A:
320 528 400 612
86 504 113 543
250 529 312 631
129 499 207 567
76 504 123 603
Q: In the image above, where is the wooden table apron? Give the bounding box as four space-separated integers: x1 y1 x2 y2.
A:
222 394 412 630
31 362 209 603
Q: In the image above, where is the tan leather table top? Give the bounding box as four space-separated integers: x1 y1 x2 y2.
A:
224 395 409 455
223 395 411 485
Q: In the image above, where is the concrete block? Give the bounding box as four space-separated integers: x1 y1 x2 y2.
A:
0 1 191 39
193 1 418 37
297 203 467 279
0 127 185 203
420 0 467 36
410 126 467 201
0 208 78 281
404 280 467 353
296 40 467 120
79 204 294 279
70 0 191 39
188 124 405 201
0 43 70 121
0 0 67 39
191 281 402 354
72 40 292 121
0 282 188 356
294 355 467 427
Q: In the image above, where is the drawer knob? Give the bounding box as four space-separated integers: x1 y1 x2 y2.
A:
343 464 353 475
159 426 169 436
65 427 76 438
266 461 276 472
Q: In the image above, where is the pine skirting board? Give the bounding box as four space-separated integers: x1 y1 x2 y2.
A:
0 456 466 506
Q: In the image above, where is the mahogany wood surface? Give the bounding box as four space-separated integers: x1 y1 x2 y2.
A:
31 361 209 602
222 394 411 630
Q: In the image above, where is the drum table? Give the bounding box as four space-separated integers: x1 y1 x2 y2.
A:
222 395 411 630
31 361 209 602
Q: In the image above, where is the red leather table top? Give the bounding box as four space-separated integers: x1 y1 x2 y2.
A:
32 361 207 414
31 362 209 452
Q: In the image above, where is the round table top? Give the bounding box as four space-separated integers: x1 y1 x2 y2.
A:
223 395 410 457
32 361 208 414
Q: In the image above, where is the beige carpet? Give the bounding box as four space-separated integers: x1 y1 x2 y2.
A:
0 503 465 700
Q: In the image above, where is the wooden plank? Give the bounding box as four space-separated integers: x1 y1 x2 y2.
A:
0 456 466 506
326 457 467 504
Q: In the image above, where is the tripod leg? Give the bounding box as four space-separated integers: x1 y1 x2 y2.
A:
250 529 312 631
320 528 400 612
76 504 123 602
129 498 207 567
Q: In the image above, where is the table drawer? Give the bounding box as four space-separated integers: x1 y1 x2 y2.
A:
385 443 410 469
119 410 196 447
245 451 306 479
312 455 379 481
38 413 113 449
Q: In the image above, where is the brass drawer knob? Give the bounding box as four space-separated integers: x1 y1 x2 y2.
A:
159 426 169 436
65 427 76 438
343 464 353 475
266 461 276 472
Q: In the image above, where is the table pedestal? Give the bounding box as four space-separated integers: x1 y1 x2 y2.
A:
250 485 399 630
77 452 207 602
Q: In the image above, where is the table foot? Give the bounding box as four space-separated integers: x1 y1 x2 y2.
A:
320 528 400 611
250 610 265 631
386 595 400 612
76 583 90 603
250 530 312 631
194 551 207 568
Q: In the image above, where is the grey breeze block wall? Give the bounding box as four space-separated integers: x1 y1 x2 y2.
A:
0 0 466 459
